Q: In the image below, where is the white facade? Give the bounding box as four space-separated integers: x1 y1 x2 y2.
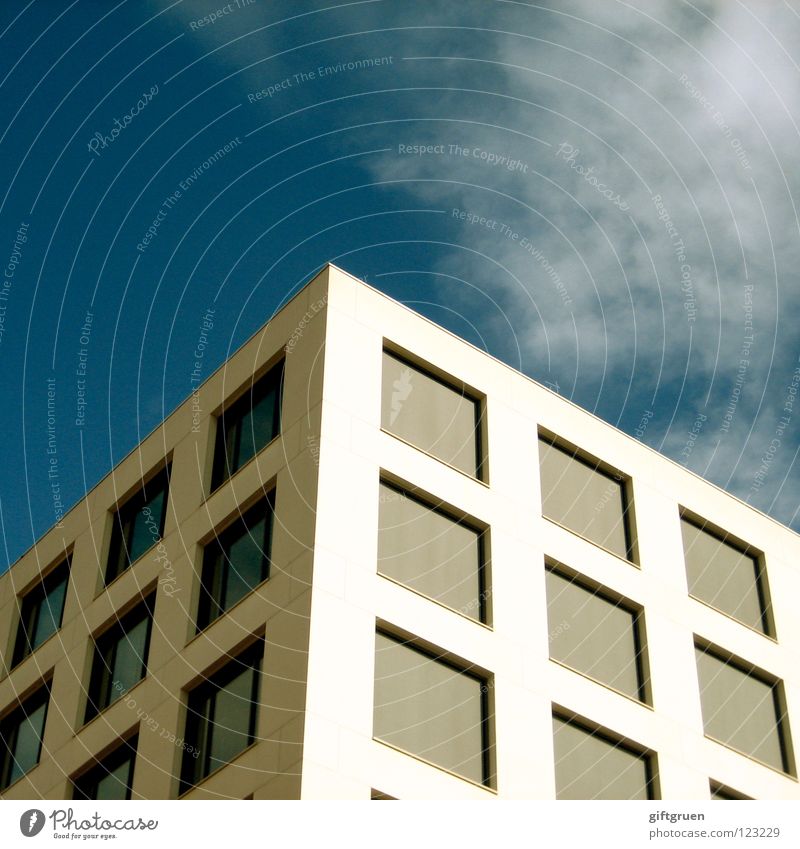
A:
302 265 800 800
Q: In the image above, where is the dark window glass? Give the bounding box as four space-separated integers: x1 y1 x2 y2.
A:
373 631 493 786
539 437 633 559
546 568 648 701
73 736 138 800
681 518 770 633
13 557 70 666
381 352 484 478
180 640 263 793
106 466 170 584
695 645 792 774
85 596 155 723
378 482 486 621
212 361 284 490
197 493 275 631
0 683 50 790
553 715 654 799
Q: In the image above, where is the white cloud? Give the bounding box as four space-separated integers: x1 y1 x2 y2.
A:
357 0 800 522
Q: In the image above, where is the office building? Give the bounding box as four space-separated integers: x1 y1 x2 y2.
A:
1 264 798 800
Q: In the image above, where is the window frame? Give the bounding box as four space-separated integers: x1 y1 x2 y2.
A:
693 639 795 776
84 594 156 724
12 554 71 668
710 780 752 800
373 626 495 789
377 476 490 624
680 510 774 637
179 638 264 794
371 789 397 800
0 680 51 791
381 346 487 482
544 561 651 704
105 464 171 585
196 490 276 633
72 734 138 800
552 708 658 800
538 431 638 563
210 358 285 492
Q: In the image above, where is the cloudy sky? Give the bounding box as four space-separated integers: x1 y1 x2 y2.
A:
1 0 799 568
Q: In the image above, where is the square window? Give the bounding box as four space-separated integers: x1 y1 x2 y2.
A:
12 556 70 666
106 466 170 584
681 517 771 634
378 481 487 621
211 360 284 490
381 351 484 478
546 566 648 702
695 643 793 774
552 714 655 799
73 736 137 800
539 436 634 560
0 682 50 791
197 492 275 632
373 631 493 786
180 640 263 793
85 595 155 723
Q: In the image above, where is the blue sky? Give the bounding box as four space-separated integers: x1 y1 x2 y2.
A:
1 0 799 569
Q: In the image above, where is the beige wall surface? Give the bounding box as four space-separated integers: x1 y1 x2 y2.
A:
0 268 331 800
